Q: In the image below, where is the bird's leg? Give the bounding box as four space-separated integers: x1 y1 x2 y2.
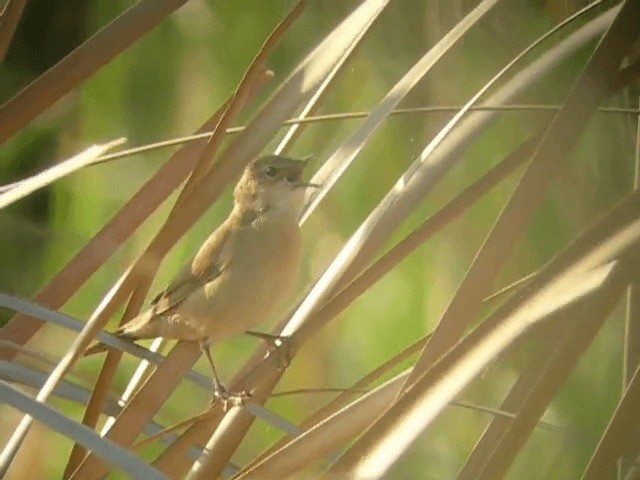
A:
198 340 249 408
198 340 225 396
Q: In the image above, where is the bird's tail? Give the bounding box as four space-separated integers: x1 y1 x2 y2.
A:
83 309 157 357
116 308 159 339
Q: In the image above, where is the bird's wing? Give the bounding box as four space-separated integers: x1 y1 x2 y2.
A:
150 219 234 316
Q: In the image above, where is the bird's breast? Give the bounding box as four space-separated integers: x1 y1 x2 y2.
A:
180 219 301 341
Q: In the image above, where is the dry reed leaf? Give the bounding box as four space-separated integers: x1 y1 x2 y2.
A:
0 138 126 209
285 4 620 349
456 322 564 479
0 383 166 479
299 0 500 225
234 372 409 479
469 320 604 479
327 260 630 478
292 133 538 346
582 361 640 478
241 336 428 472
327 189 640 478
0 0 188 144
68 342 200 480
406 1 636 384
0 0 26 60
0 272 131 477
292 0 500 333
462 186 640 479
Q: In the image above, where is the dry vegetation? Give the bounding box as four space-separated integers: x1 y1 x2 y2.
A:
0 0 640 478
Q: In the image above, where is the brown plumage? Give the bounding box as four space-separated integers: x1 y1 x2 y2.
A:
90 155 314 399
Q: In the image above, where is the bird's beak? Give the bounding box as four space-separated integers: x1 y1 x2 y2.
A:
291 180 321 189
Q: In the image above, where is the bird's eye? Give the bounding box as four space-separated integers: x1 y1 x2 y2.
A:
265 166 278 178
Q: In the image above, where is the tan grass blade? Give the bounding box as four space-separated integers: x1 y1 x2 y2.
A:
293 133 538 345
0 269 131 477
468 315 609 479
619 86 640 480
299 0 500 225
0 0 188 144
582 362 640 478
327 260 634 478
0 382 167 479
273 0 368 156
285 4 620 343
174 0 307 202
0 0 26 61
456 322 565 479
233 372 409 480
448 188 640 478
67 342 201 480
405 1 638 386
327 189 640 478
0 138 126 209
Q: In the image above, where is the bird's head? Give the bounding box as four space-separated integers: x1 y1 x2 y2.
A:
234 155 317 219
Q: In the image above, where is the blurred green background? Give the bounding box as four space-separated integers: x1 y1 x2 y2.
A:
0 1 636 478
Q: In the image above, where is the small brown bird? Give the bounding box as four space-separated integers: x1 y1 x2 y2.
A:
100 155 314 399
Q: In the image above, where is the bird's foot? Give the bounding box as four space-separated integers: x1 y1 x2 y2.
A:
211 385 251 411
245 331 293 371
245 331 286 349
267 338 293 372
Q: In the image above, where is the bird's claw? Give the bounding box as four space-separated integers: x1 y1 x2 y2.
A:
211 386 251 410
246 331 293 371
266 339 293 372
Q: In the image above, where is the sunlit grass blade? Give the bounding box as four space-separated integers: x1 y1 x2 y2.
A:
0 138 125 209
234 372 409 479
299 0 500 225
327 260 632 478
0 269 132 477
0 0 188 144
406 1 638 385
0 382 167 480
285 4 621 344
326 185 640 478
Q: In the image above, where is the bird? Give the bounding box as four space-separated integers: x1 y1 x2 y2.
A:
89 155 316 401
